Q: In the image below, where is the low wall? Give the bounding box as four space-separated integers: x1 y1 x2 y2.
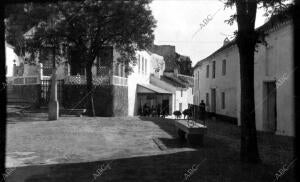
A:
10 85 41 107
63 84 128 116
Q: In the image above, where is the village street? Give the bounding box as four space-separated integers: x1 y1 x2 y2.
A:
2 1 297 181
5 107 295 182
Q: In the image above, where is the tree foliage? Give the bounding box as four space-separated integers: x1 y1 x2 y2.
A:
6 0 156 68
5 0 156 116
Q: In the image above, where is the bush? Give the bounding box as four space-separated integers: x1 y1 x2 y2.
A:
173 110 182 118
182 109 191 116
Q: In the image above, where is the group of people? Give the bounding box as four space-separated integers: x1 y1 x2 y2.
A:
140 103 167 117
186 100 207 124
139 100 207 121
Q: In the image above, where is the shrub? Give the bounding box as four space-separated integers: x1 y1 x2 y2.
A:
173 110 182 118
182 109 192 116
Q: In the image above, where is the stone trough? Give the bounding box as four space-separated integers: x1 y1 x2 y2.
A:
175 119 207 146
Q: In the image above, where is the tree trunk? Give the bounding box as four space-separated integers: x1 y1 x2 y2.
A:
236 1 260 163
238 34 260 163
86 61 95 116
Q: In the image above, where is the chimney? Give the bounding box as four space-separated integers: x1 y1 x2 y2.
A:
223 37 230 46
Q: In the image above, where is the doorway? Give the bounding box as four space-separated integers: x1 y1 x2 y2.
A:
211 88 216 113
263 81 277 132
162 99 169 115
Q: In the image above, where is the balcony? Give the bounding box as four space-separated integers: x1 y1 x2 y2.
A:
12 76 40 85
64 75 128 86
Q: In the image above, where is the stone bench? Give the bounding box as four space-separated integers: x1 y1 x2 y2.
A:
175 119 207 146
59 109 86 117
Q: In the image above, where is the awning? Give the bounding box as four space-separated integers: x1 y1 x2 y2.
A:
137 84 172 94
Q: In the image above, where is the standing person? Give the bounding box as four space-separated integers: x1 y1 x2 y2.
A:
199 100 206 125
142 104 146 116
157 104 161 117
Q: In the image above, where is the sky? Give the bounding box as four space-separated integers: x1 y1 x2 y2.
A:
150 0 268 66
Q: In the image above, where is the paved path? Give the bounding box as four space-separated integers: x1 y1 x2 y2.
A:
6 116 195 168
5 112 295 182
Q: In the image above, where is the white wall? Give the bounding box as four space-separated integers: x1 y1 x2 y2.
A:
194 21 294 136
127 50 152 116
175 87 193 112
194 44 239 119
5 43 20 77
252 21 294 136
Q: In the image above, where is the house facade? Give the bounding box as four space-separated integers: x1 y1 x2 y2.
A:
127 50 172 116
193 39 238 122
193 17 294 136
10 25 194 117
150 69 194 115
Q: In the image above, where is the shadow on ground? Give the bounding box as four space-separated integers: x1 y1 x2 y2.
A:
138 116 178 138
6 135 293 182
5 116 295 182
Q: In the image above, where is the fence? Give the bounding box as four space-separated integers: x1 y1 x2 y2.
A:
64 75 128 86
64 75 111 85
10 74 127 107
12 76 40 85
112 75 128 86
40 79 64 106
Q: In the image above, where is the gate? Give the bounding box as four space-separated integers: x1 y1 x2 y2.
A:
40 79 64 106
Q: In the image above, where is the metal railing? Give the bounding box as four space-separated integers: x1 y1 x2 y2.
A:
12 76 40 85
64 75 111 85
112 75 128 86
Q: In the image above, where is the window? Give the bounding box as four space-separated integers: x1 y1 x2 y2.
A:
198 70 200 89
222 59 226 75
212 61 215 78
206 65 209 78
138 55 140 73
114 64 119 76
142 57 144 74
206 93 209 106
181 90 183 97
221 92 225 109
145 59 147 75
195 72 197 88
119 64 122 77
179 103 182 112
121 64 124 77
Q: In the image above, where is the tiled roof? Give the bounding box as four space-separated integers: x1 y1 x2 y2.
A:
177 74 194 87
137 84 172 94
160 74 193 88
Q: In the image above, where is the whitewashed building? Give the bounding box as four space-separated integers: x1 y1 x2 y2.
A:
193 15 294 136
150 69 194 115
5 42 20 78
127 50 172 116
